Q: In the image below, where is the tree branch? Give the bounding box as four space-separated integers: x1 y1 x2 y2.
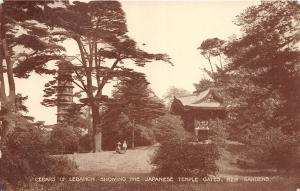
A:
97 58 120 96
74 37 88 67
67 55 84 65
72 79 85 92
73 68 88 92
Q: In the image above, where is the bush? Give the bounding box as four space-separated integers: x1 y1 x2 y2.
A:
78 134 92 153
150 113 190 142
209 119 229 147
46 156 78 176
134 125 156 146
151 138 220 178
240 127 300 172
48 125 80 154
0 126 77 187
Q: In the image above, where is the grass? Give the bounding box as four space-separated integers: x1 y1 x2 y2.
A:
19 144 300 191
67 145 156 176
21 177 300 191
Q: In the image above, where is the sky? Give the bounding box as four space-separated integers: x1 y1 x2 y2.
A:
15 1 259 125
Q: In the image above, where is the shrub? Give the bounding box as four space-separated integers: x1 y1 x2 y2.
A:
150 113 190 142
0 126 77 187
151 138 220 178
134 125 156 146
48 125 80 154
209 119 229 147
78 134 92 153
240 127 300 172
46 156 78 176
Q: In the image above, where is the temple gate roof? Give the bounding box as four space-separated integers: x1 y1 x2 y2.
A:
174 88 225 110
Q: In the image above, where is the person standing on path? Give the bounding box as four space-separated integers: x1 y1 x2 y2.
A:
122 140 127 152
116 142 122 154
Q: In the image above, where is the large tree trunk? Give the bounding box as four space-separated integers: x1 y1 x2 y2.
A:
1 38 16 138
0 4 16 141
0 42 6 139
75 37 101 152
3 38 15 103
91 103 101 152
86 106 93 136
0 55 6 99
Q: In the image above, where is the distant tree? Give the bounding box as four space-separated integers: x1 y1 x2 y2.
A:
101 111 131 150
194 38 226 94
197 38 225 73
62 103 89 131
162 86 190 108
150 113 190 142
112 72 165 148
48 125 80 154
193 78 214 94
101 108 158 150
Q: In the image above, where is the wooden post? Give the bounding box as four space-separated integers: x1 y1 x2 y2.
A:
131 119 135 149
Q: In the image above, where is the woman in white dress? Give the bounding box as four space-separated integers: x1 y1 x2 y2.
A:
122 140 127 152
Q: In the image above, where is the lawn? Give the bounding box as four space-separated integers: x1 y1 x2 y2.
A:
67 145 157 176
22 177 300 191
22 144 300 191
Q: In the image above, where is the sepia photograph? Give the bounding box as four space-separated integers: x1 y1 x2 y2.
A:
0 0 299 190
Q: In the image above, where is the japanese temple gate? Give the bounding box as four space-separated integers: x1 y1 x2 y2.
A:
170 88 226 142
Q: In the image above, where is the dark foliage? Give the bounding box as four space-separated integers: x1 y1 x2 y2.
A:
28 1 172 152
193 2 300 173
169 97 184 115
109 72 165 148
112 72 165 125
133 124 156 146
151 138 219 178
239 127 300 172
101 111 156 150
78 134 93 153
193 79 215 94
48 125 81 154
150 113 190 142
0 126 77 187
101 111 131 150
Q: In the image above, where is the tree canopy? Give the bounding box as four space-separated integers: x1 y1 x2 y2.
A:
4 1 171 152
192 0 300 171
109 72 165 148
198 37 225 73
